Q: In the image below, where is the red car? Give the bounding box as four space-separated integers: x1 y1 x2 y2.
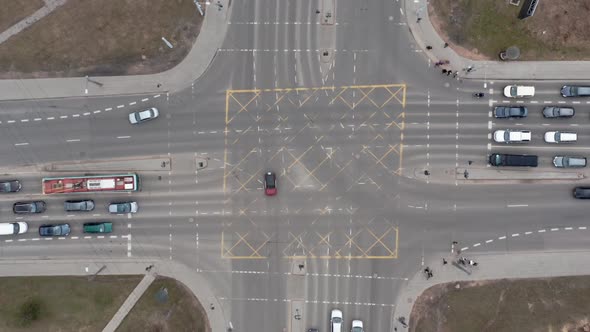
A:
264 171 277 196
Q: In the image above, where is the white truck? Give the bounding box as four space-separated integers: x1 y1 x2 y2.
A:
493 129 531 143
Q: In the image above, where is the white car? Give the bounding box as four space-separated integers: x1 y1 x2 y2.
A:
503 85 535 98
128 107 159 124
493 129 531 143
351 319 364 332
331 309 343 332
0 222 27 235
544 131 577 143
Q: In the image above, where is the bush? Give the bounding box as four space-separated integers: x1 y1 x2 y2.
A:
18 297 43 326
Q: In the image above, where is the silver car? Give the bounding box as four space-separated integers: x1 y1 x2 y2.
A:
128 107 159 124
64 200 95 212
108 201 138 214
553 156 587 168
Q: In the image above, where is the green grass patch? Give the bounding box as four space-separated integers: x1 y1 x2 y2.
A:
0 275 141 332
117 277 209 332
411 276 590 332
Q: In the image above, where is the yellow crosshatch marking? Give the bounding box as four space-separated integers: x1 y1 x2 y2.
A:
222 84 405 259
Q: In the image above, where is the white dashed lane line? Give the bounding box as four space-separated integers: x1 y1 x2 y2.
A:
14 142 29 146
66 139 81 142
461 226 590 253
0 95 161 125
117 136 131 139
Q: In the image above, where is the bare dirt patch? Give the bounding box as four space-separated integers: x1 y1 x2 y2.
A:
0 0 204 78
428 0 590 60
410 276 590 332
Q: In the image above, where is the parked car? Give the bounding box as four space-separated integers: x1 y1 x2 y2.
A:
493 129 531 143
544 131 577 143
0 180 21 193
108 201 138 214
503 85 535 98
352 320 364 332
561 85 590 97
264 171 277 196
13 201 46 214
39 224 71 236
553 156 587 168
574 187 590 199
83 222 113 233
0 222 27 235
331 309 343 332
129 107 159 124
542 106 575 118
64 199 95 212
494 106 528 118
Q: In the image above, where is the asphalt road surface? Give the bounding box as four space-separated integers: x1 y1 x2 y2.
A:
1 0 590 331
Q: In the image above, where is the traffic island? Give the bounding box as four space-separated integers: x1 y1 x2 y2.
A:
455 168 584 182
411 167 584 184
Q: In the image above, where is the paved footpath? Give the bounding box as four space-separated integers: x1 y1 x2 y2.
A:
0 0 232 101
392 250 590 331
0 258 228 332
403 0 590 81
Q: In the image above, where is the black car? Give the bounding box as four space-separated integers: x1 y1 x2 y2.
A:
561 85 590 97
39 224 71 236
493 106 527 118
574 187 590 199
64 199 95 211
13 201 46 214
542 106 575 118
0 180 21 193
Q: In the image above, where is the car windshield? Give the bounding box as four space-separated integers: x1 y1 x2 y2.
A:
510 86 517 95
352 328 363 332
0 182 10 191
332 317 342 323
117 204 130 213
13 223 19 233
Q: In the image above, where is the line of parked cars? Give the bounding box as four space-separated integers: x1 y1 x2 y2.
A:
0 198 138 236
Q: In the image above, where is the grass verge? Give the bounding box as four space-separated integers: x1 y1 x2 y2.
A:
0 0 204 78
411 276 590 332
429 0 590 60
0 0 44 33
117 276 209 332
0 275 141 331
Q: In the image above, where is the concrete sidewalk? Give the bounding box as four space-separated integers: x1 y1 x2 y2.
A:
0 258 228 332
404 0 590 81
0 0 231 101
392 250 590 331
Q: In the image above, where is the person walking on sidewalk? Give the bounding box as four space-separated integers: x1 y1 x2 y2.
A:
443 42 449 48
426 45 433 50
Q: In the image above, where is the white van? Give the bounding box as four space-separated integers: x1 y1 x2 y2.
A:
331 309 342 332
504 85 535 98
544 131 577 143
0 222 28 235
